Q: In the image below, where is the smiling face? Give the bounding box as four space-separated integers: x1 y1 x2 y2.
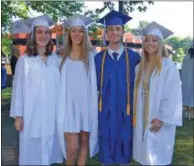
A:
35 26 51 48
144 35 160 56
106 25 124 44
70 26 84 45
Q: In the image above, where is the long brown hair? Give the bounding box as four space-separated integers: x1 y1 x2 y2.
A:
12 46 20 58
60 27 94 71
25 27 54 56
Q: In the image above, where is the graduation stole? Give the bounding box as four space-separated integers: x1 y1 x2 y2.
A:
133 68 151 128
98 47 130 115
142 77 150 129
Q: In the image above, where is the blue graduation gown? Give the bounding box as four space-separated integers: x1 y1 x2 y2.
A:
95 48 140 164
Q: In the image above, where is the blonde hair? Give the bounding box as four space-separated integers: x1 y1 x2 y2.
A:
60 27 94 71
133 37 169 116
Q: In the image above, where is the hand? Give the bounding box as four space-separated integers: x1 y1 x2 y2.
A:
149 118 163 133
15 116 24 132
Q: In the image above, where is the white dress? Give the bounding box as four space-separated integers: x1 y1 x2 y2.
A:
133 57 182 165
64 57 91 132
10 53 63 165
57 52 99 159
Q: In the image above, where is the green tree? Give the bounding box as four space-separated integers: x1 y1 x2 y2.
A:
173 48 185 62
180 36 193 54
124 20 149 36
165 36 193 62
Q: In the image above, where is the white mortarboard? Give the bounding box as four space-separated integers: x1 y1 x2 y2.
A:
24 14 54 39
142 21 173 40
11 19 31 34
63 14 92 28
26 14 54 31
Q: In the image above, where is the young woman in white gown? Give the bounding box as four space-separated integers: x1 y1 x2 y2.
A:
57 14 98 165
10 15 63 165
132 22 182 165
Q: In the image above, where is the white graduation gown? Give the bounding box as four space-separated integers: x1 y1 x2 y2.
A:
133 57 182 165
181 54 194 107
10 53 63 165
57 52 98 159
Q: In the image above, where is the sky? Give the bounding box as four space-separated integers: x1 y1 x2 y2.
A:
84 1 193 37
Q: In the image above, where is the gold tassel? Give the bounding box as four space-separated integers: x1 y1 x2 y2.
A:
125 48 130 116
99 98 102 112
127 104 130 115
99 49 107 113
133 115 136 127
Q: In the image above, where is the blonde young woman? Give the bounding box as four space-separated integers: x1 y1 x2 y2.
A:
132 22 182 165
10 15 63 165
57 14 98 166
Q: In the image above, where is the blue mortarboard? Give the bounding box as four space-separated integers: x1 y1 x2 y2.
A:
97 10 132 26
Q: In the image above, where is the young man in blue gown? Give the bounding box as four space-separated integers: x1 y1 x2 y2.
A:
95 10 141 165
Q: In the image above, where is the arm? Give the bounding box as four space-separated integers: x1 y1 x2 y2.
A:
10 56 26 118
89 54 99 156
94 52 102 92
156 60 183 126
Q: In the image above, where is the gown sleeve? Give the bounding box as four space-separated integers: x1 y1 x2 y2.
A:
89 53 99 156
10 55 26 118
156 59 182 126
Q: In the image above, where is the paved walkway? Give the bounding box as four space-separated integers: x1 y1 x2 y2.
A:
1 98 18 165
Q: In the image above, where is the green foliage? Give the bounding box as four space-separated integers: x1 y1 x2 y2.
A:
104 1 154 14
2 37 12 56
125 20 149 36
24 1 84 22
1 1 29 32
173 48 185 62
165 36 193 62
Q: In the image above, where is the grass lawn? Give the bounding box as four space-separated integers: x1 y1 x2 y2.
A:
1 87 12 108
1 88 193 165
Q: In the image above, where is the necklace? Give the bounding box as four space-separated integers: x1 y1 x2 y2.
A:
40 55 47 64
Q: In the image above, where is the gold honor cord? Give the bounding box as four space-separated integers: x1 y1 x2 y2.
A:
143 83 150 129
98 48 130 115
